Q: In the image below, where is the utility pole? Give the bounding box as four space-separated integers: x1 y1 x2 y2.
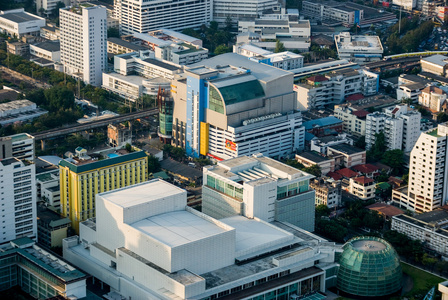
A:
399 5 402 34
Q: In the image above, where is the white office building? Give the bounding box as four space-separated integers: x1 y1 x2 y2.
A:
392 122 448 213
202 154 316 231
0 133 35 162
334 32 383 64
64 179 338 300
0 157 36 245
0 9 45 37
60 4 107 86
295 68 379 110
393 0 417 10
366 104 421 152
36 0 71 16
214 0 280 25
115 0 212 35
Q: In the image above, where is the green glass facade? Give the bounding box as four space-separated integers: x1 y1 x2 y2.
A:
337 236 402 297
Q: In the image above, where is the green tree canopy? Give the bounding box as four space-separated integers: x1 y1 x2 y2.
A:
274 40 286 53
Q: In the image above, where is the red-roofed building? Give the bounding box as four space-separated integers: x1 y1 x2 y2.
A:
351 109 369 118
345 93 364 102
336 168 358 179
307 75 328 85
349 176 375 200
366 203 403 220
327 171 343 181
352 163 379 178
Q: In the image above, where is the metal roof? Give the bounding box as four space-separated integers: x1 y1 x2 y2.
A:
32 41 60 52
0 12 42 23
303 116 343 130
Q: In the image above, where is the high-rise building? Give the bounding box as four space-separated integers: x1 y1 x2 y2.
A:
60 4 107 86
114 0 212 35
392 122 448 213
213 0 279 25
366 104 421 152
172 53 305 160
202 154 316 231
63 179 337 300
0 157 36 244
59 148 148 232
0 133 35 162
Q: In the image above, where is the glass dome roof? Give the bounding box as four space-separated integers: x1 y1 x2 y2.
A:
337 236 402 297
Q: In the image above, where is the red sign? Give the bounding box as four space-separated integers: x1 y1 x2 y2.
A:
225 140 236 151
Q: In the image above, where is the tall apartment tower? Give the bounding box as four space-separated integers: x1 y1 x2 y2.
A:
60 4 107 86
114 0 212 35
366 104 421 152
59 149 148 232
393 122 448 213
0 157 36 244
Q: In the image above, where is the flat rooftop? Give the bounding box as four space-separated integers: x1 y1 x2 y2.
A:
0 11 42 23
132 210 229 248
190 53 292 83
296 151 330 163
33 41 60 52
221 216 294 254
142 58 179 71
101 179 185 208
422 54 448 67
328 143 364 155
107 37 147 52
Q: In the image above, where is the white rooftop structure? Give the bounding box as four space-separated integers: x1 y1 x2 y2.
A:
133 211 228 247
63 179 338 300
335 32 383 64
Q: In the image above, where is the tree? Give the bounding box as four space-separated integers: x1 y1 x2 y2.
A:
148 155 161 173
285 159 305 169
274 40 285 53
302 164 321 177
315 204 330 218
437 112 448 123
381 149 404 175
125 143 132 152
171 147 186 161
354 136 366 149
368 131 386 161
214 44 231 55
225 16 233 31
51 1 65 18
107 27 120 38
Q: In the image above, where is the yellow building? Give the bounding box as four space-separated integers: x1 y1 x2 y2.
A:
59 150 148 232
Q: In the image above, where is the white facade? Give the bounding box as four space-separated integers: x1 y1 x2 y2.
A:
0 9 46 37
419 85 447 112
0 158 36 244
365 105 421 152
213 0 279 24
334 104 368 136
238 18 311 42
393 123 448 213
392 213 448 256
36 0 71 16
63 179 337 300
102 72 170 101
115 0 212 35
29 42 60 62
60 5 107 86
114 51 180 80
295 68 379 110
393 0 417 10
203 154 316 231
349 177 375 201
334 32 383 64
